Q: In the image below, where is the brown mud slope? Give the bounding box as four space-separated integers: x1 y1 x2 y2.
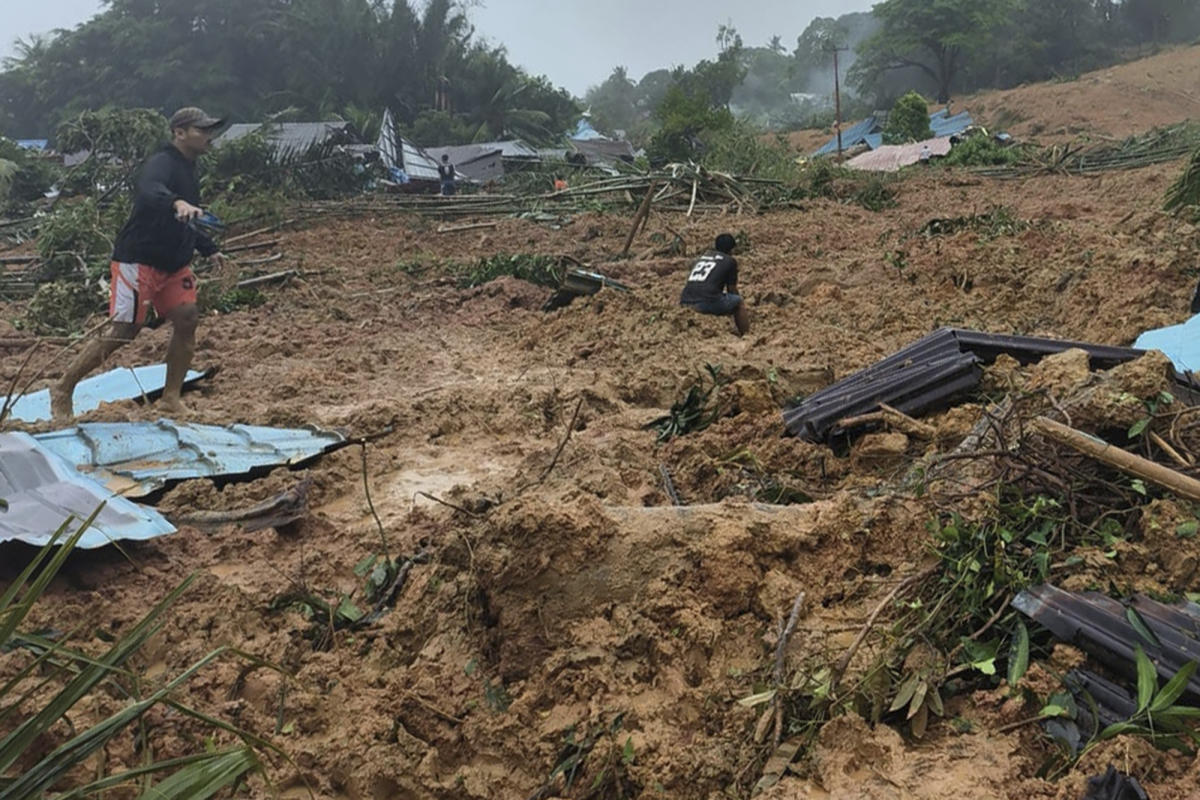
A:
3 160 1200 799
788 43 1200 153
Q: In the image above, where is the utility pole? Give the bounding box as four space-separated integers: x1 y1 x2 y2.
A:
828 43 848 162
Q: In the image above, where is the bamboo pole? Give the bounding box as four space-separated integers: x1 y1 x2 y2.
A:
1033 416 1200 503
621 181 657 257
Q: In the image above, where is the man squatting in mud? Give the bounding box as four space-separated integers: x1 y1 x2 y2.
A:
679 233 750 336
51 107 228 420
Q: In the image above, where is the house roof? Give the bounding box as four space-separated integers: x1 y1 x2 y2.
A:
569 137 635 164
813 108 974 156
376 109 441 181
424 145 505 183
217 121 357 157
845 137 952 172
469 139 541 159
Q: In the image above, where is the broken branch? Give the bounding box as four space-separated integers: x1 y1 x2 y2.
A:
1033 416 1200 503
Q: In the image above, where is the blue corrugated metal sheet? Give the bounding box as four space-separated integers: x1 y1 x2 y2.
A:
16 139 49 151
813 115 881 156
34 420 346 497
930 109 973 138
3 366 210 423
0 432 176 548
813 109 974 156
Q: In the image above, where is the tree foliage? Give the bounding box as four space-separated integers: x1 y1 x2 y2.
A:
0 0 580 146
882 91 933 144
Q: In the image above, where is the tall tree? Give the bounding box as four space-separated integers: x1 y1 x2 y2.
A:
850 0 1017 103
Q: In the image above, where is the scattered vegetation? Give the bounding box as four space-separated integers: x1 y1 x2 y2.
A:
456 253 565 290
1165 146 1200 213
648 364 729 443
0 512 274 797
941 135 1025 168
918 205 1029 239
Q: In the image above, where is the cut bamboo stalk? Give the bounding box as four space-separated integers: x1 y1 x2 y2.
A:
621 181 657 256
1034 416 1200 503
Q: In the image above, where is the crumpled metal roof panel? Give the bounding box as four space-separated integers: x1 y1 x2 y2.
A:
34 420 346 497
4 366 210 423
0 432 176 548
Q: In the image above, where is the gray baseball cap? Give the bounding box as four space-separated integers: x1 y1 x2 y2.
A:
168 106 225 131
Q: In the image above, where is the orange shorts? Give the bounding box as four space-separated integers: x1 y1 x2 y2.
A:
109 261 198 325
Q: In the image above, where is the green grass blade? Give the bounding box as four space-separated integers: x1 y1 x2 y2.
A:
0 510 97 644
0 572 196 775
134 746 259 800
55 751 247 800
1135 646 1156 714
0 646 224 800
1150 661 1199 714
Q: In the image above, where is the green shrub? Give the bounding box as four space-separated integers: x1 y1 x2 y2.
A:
699 122 799 182
34 198 112 281
942 135 1024 167
458 253 564 289
883 91 934 145
18 280 106 335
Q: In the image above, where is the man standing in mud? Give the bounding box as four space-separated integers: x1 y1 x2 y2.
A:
51 107 228 420
679 233 749 336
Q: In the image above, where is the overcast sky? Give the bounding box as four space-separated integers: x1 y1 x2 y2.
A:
2 0 877 96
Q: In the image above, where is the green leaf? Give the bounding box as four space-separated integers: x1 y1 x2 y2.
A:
1127 418 1150 438
1007 621 1030 687
622 736 635 765
335 598 362 623
907 681 928 720
1160 705 1200 718
352 554 377 577
1127 607 1162 649
1040 704 1068 718
1130 479 1147 496
1150 661 1198 714
1176 521 1199 539
889 673 920 712
1099 721 1142 740
1135 646 1157 714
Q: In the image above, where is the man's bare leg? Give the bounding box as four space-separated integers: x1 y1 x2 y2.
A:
159 303 198 416
733 301 750 337
50 322 139 420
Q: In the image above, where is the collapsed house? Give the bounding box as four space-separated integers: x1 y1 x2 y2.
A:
812 107 975 160
375 108 443 187
424 144 505 183
217 120 362 159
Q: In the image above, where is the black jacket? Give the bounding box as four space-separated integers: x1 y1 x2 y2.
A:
111 144 217 273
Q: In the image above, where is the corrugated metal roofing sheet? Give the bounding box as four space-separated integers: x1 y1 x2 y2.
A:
1014 584 1200 702
569 138 635 164
34 420 346 498
813 115 880 156
813 109 974 156
472 139 540 159
3 366 211 424
376 109 441 181
0 432 176 549
930 109 973 138
846 137 952 172
424 145 506 182
217 122 357 158
783 327 1200 442
16 139 49 151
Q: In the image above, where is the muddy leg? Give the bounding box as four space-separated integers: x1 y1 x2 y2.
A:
733 301 750 337
51 322 138 420
159 303 198 416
